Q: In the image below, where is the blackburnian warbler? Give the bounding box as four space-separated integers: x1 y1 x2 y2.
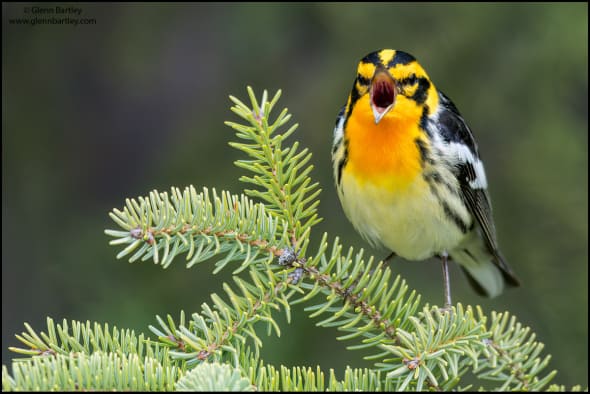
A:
331 49 520 307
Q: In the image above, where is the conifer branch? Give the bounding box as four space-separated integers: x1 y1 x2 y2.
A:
3 318 179 391
471 309 558 391
104 187 289 271
175 362 253 391
149 271 302 367
226 87 321 251
3 352 179 391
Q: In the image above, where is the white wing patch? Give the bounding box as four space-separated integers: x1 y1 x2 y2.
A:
429 97 488 190
445 142 488 189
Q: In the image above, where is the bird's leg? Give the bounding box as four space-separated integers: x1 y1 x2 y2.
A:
382 251 397 264
369 251 396 279
440 251 452 311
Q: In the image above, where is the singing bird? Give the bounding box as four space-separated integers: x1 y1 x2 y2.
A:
331 49 520 307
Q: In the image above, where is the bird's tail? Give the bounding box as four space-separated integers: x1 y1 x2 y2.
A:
451 239 520 298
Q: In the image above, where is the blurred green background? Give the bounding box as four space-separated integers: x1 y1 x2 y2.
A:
2 2 587 387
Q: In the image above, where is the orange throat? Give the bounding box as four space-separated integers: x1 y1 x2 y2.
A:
344 95 425 190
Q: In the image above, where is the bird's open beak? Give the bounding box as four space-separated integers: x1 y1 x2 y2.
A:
370 69 396 124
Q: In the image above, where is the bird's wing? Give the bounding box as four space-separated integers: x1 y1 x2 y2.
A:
435 92 518 283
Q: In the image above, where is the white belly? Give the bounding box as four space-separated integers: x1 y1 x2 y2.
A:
339 173 468 260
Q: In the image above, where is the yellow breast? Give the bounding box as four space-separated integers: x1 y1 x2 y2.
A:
339 171 464 260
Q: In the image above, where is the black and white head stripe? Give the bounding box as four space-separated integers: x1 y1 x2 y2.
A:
360 50 416 68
